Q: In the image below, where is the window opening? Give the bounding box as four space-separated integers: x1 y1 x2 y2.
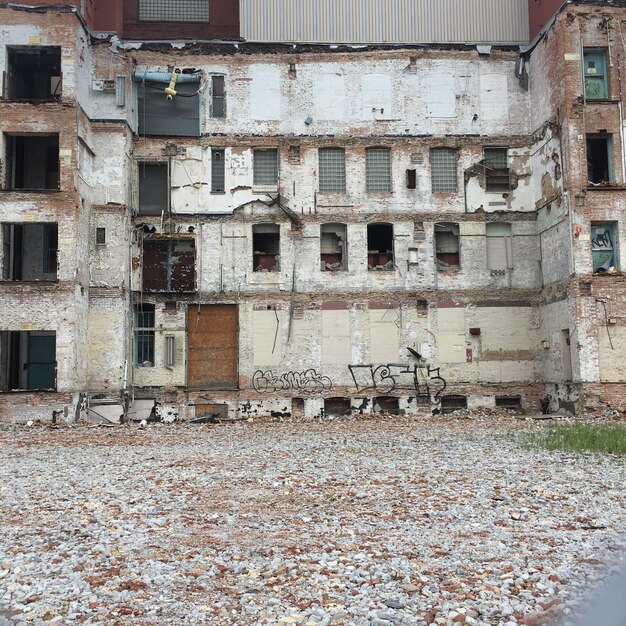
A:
587 135 614 184
591 222 618 272
134 304 155 367
138 162 168 215
96 227 106 245
5 134 59 190
435 223 460 270
1 223 58 281
441 395 467 413
584 49 608 100
406 169 417 189
139 0 209 21
0 331 56 391
486 222 513 271
211 76 225 118
253 149 278 189
142 238 195 292
211 149 225 193
367 223 394 270
374 396 400 414
324 397 351 416
253 224 280 272
484 147 510 191
495 396 522 411
319 148 346 193
164 334 175 368
7 47 61 101
366 148 392 192
431 148 458 192
320 223 347 271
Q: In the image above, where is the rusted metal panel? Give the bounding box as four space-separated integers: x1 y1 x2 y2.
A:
142 239 195 293
240 0 529 44
187 304 238 389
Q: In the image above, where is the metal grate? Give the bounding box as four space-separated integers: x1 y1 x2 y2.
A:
253 149 278 187
139 0 209 22
484 147 508 168
134 305 155 366
211 76 225 118
365 148 392 192
319 148 346 192
211 149 225 193
430 148 458 192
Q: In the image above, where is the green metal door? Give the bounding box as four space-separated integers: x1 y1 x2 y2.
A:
27 333 56 390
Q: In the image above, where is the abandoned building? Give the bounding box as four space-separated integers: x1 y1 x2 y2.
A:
0 0 625 423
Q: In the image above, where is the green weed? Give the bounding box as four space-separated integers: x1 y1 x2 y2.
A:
524 421 626 455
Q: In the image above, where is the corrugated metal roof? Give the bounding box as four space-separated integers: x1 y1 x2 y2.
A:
240 0 530 44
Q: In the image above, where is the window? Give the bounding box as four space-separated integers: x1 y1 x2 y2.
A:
211 76 225 118
138 162 168 215
320 223 347 271
96 227 106 245
484 147 510 191
253 149 278 190
431 148 458 192
584 49 608 100
367 223 394 270
134 304 155 367
486 222 513 271
587 135 614 185
253 224 280 272
6 47 61 101
142 238 195 292
591 222 618 272
435 223 460 270
366 148 392 192
138 0 209 22
136 73 200 137
211 149 225 193
4 134 59 190
319 148 346 193
0 331 56 391
1 223 58 281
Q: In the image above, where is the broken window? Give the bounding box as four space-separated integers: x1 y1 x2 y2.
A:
486 222 513 271
431 148 458 192
6 47 61 101
0 331 56 391
591 222 618 272
1 223 58 281
253 224 280 272
253 149 278 190
136 72 201 137
435 223 460 271
367 223 394 270
366 148 392 192
138 162 168 215
211 76 225 118
319 148 346 193
584 49 608 100
320 223 347 271
134 304 155 367
211 149 225 193
587 135 614 184
142 238 195 292
4 134 59 190
484 147 510 191
139 0 209 21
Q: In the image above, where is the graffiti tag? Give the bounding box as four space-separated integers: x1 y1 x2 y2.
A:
252 369 333 394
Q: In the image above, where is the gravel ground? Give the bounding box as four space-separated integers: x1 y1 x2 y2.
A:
0 417 625 626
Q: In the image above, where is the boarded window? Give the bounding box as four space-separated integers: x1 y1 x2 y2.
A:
369 308 399 362
138 162 168 215
0 331 56 391
319 148 346 192
322 308 351 365
584 49 608 100
435 223 460 270
211 75 225 118
139 0 209 22
367 223 394 270
366 148 392 192
587 135 614 184
134 304 155 366
320 223 347 271
136 76 200 137
431 148 458 192
253 224 280 272
591 222 618 272
426 73 456 118
253 149 278 189
484 147 510 191
486 222 513 270
2 223 58 281
7 47 61 101
480 73 508 121
142 238 195 292
437 307 465 364
211 149 225 193
5 134 59 190
253 309 282 366
361 73 392 119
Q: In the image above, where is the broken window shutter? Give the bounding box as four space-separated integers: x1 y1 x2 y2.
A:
487 236 508 270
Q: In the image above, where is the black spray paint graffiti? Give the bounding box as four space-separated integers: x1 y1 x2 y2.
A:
252 369 333 394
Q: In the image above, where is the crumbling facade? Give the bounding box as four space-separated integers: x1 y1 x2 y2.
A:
0 0 624 423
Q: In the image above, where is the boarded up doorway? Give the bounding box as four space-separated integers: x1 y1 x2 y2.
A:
187 304 238 389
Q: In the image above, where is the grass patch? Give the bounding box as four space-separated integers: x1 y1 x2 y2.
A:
525 421 626 454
